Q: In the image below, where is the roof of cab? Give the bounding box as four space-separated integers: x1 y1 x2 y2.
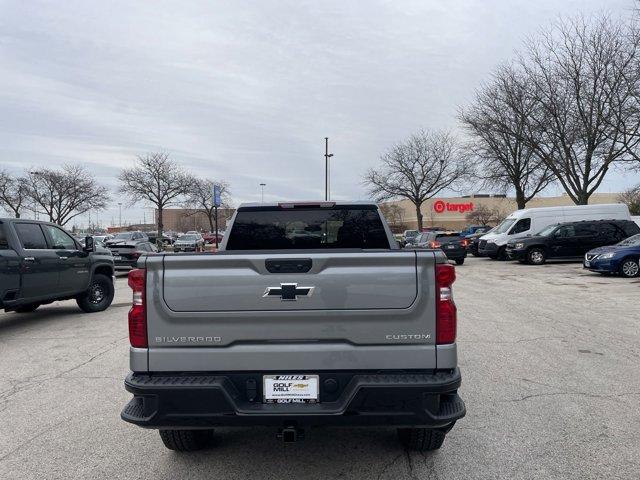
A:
237 200 378 209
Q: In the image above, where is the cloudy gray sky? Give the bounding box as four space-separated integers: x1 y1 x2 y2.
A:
0 0 635 227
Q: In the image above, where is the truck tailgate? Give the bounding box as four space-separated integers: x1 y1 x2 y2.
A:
143 250 439 371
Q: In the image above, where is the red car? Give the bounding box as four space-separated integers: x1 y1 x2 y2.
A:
202 232 224 244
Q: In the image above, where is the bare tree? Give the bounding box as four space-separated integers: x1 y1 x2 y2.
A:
516 15 640 204
459 65 555 209
618 185 640 215
364 130 469 230
378 202 406 231
0 169 29 218
185 178 231 232
25 165 109 225
118 152 192 235
464 204 505 226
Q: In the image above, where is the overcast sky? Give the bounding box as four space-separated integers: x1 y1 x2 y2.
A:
0 0 635 227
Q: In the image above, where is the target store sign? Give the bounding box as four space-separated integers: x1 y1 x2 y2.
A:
433 200 474 214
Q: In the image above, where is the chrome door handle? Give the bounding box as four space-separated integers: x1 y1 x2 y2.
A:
24 257 35 262
59 256 69 260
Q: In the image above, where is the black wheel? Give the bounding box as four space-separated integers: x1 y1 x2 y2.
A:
619 257 640 278
76 274 114 313
159 429 214 451
495 246 508 261
397 427 447 452
527 248 546 265
455 258 465 265
14 303 40 313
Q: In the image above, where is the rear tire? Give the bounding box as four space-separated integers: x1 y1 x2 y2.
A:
527 248 546 265
159 429 214 451
14 303 40 313
455 258 465 265
76 274 114 313
619 258 640 278
397 427 447 452
496 247 508 261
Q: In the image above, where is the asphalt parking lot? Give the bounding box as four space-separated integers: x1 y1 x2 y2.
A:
1 258 639 480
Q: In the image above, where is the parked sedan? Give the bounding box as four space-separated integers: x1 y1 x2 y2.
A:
107 240 158 269
402 229 419 246
406 231 467 265
147 232 174 246
202 232 223 244
466 229 493 257
173 234 205 252
584 233 640 278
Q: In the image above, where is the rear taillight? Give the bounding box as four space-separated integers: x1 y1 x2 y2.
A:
461 239 469 247
430 241 441 248
435 264 457 344
127 268 147 348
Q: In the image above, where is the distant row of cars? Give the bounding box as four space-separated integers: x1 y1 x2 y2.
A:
399 225 490 265
474 204 640 278
395 203 640 278
78 230 225 269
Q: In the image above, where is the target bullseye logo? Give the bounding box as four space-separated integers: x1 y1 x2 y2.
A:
433 200 446 213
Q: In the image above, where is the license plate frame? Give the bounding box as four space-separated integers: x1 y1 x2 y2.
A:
113 255 122 261
263 375 319 404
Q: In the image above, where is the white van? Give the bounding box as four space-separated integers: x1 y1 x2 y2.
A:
478 203 631 259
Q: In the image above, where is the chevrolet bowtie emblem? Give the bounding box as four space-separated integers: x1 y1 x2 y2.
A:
263 283 315 301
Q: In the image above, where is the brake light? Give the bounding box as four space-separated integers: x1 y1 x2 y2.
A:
127 268 147 348
430 241 441 248
461 239 469 247
435 264 457 344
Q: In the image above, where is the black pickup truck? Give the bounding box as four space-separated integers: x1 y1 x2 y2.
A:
0 218 115 313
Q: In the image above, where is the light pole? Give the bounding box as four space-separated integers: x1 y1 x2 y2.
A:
118 203 122 227
29 171 42 220
324 137 333 201
260 183 266 203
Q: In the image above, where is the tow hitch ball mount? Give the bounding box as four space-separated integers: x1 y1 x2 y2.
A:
277 426 305 443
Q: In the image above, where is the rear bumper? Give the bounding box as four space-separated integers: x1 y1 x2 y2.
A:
114 259 137 269
441 248 466 261
121 369 465 429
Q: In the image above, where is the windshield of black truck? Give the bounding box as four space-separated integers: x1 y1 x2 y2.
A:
226 207 390 250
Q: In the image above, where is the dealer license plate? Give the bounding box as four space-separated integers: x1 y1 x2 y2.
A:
263 375 319 404
113 255 122 261
446 244 456 249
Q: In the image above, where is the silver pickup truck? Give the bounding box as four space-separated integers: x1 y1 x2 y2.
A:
121 201 465 452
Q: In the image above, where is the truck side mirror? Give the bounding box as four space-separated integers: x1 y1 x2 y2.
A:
83 236 95 252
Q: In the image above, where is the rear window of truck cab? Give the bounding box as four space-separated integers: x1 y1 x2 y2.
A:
225 205 390 250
